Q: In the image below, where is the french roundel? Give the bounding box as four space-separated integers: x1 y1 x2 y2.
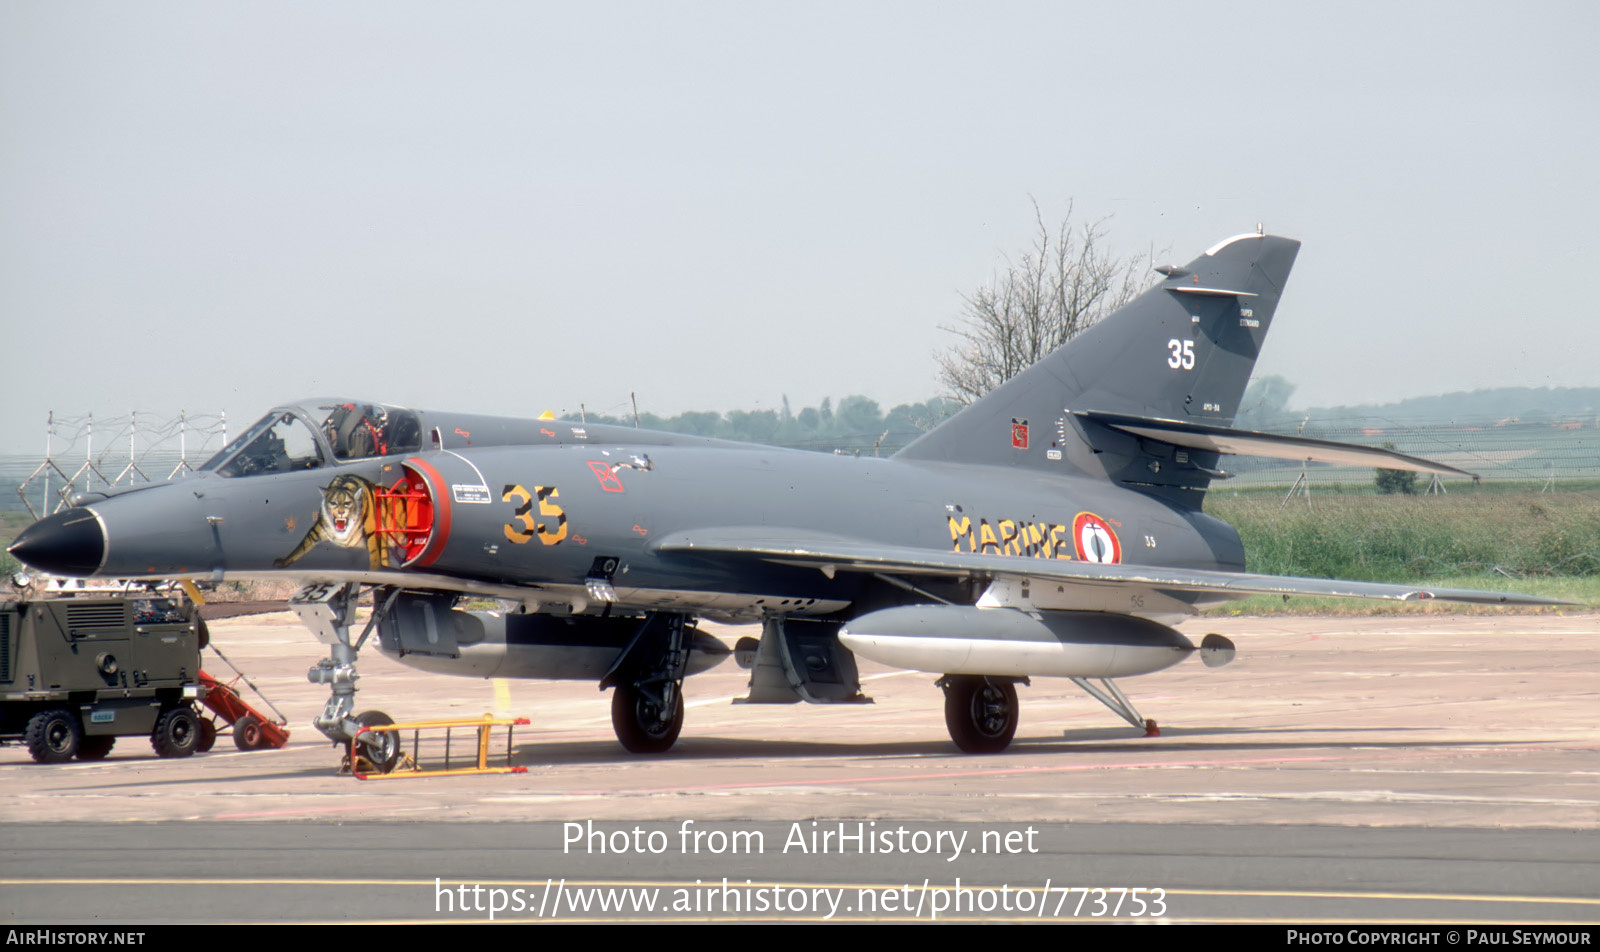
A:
1072 512 1121 564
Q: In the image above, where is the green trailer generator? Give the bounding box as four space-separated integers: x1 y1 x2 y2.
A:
0 588 209 763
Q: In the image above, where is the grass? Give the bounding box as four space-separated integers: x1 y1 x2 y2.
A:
1203 488 1600 614
1207 490 1600 581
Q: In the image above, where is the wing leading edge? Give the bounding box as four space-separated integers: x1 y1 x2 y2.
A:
651 528 1571 607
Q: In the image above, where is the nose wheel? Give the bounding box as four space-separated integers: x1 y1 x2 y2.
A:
350 710 402 774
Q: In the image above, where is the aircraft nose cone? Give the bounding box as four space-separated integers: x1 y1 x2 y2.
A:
8 509 106 576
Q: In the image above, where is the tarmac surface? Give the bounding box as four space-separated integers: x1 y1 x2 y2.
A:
2 610 1596 924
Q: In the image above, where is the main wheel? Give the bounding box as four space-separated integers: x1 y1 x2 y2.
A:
233 714 263 751
151 706 200 758
25 709 82 764
351 710 400 774
943 676 1019 754
77 735 116 761
611 682 684 754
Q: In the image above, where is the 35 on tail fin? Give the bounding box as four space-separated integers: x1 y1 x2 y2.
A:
897 232 1300 473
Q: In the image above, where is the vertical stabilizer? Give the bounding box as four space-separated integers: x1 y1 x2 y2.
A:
897 233 1299 482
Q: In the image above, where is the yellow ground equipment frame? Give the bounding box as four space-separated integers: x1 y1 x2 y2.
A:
347 714 530 780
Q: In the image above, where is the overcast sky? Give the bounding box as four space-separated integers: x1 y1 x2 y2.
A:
2 1 1594 454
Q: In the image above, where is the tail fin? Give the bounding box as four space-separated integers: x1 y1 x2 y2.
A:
897 232 1300 496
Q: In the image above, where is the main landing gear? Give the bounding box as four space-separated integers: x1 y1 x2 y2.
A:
935 674 1161 753
937 675 1021 754
602 612 691 754
611 682 684 754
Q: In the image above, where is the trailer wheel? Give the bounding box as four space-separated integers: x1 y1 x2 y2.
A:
151 706 200 758
233 715 263 751
77 735 116 761
25 709 81 764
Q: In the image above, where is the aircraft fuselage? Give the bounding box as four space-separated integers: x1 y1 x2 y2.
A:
40 420 1243 626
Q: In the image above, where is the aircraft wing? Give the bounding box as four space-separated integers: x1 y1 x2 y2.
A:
652 528 1571 607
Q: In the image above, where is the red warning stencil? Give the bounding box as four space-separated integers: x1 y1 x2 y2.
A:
587 461 625 493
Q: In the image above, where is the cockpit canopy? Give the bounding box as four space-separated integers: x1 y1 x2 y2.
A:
200 400 423 477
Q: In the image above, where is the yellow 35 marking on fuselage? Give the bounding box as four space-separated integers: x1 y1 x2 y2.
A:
503 484 568 546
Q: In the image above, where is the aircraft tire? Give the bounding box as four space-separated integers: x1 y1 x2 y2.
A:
77 735 117 761
351 710 401 774
611 683 683 755
151 706 200 758
233 715 262 751
25 709 82 764
943 676 1019 754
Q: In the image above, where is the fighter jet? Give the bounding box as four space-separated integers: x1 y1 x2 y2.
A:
9 232 1560 765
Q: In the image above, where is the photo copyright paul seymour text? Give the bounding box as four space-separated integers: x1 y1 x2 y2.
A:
1288 932 1592 946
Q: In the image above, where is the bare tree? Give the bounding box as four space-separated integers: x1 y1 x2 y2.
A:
937 200 1155 404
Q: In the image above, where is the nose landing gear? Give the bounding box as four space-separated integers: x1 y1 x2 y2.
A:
294 582 402 773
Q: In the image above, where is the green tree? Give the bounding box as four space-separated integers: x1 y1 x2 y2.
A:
937 199 1154 404
1374 442 1418 495
1235 375 1297 430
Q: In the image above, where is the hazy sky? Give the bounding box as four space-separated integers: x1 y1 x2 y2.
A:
2 1 1594 454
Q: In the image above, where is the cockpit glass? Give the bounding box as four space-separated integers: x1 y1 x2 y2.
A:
314 403 422 460
200 412 325 477
198 400 422 475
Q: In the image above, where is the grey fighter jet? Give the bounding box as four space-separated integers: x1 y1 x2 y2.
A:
10 232 1560 763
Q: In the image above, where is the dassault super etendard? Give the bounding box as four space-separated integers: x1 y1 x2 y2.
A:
11 232 1561 766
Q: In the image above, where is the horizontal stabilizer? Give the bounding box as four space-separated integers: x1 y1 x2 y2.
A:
1170 286 1258 298
1071 410 1474 477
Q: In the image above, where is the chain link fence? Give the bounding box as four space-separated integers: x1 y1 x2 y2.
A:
3 412 229 517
